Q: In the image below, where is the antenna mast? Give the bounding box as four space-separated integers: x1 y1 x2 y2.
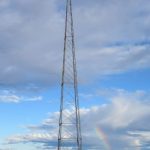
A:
58 0 82 149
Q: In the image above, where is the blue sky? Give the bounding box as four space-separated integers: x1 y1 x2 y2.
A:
0 0 150 150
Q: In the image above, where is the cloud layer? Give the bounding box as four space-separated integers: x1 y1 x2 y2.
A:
0 0 150 86
6 89 150 150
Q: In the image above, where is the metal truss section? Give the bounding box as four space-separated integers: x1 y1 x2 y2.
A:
58 0 82 150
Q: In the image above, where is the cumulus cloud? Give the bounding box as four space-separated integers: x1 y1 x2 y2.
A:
6 89 150 150
0 0 150 87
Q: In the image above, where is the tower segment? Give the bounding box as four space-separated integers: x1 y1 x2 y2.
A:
58 0 82 149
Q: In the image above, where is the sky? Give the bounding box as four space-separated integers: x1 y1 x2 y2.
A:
0 0 150 149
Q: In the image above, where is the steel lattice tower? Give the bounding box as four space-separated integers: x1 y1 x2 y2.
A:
58 0 82 149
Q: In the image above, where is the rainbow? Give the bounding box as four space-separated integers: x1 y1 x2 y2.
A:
95 127 111 150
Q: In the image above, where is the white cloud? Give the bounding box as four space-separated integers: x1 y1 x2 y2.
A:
78 46 150 81
7 133 57 144
0 0 150 86
6 89 150 150
0 94 20 103
102 96 149 128
0 148 11 150
24 96 42 102
0 90 43 103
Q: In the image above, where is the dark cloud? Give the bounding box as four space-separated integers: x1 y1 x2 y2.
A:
0 0 150 87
